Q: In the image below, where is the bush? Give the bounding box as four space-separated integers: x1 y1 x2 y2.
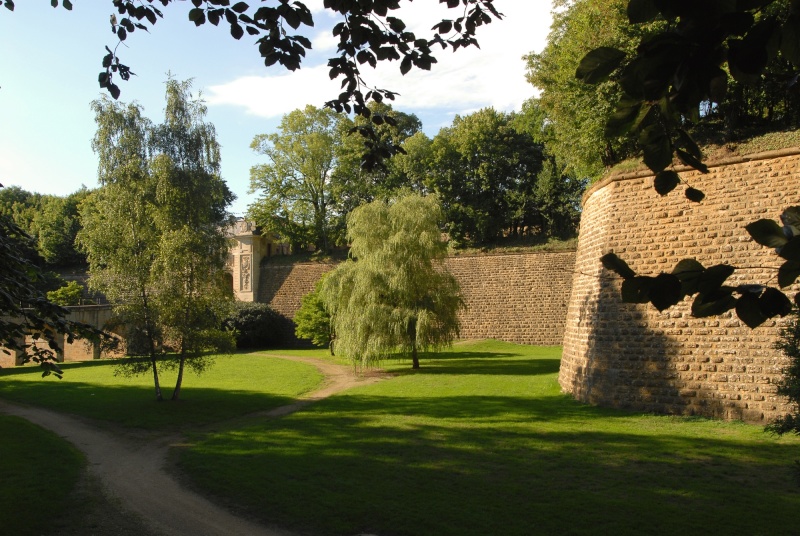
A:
294 278 332 349
768 308 800 437
46 280 83 306
223 302 286 349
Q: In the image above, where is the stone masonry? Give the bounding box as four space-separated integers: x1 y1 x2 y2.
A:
559 148 800 423
257 251 576 346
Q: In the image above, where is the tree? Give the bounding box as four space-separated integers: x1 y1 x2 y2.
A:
525 0 657 179
330 102 423 241
0 194 103 378
46 281 84 307
320 193 463 369
425 108 545 245
294 275 334 352
79 79 235 401
249 105 341 252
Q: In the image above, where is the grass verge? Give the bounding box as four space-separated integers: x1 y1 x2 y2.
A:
177 340 800 536
0 353 323 430
0 415 84 536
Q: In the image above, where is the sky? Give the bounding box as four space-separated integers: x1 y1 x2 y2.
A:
0 1 553 215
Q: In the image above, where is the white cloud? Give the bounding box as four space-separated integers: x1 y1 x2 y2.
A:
206 1 552 118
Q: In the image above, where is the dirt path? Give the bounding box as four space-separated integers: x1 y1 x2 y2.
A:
0 355 387 536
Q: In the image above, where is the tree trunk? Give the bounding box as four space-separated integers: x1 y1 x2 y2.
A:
150 356 163 402
172 352 186 401
412 344 420 369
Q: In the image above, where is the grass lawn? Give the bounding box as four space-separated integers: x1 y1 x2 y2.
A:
0 353 323 430
177 340 800 536
0 415 84 536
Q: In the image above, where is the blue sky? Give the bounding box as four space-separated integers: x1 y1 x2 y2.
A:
0 1 552 215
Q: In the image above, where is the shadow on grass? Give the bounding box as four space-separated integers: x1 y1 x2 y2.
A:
0 380 299 430
178 393 800 536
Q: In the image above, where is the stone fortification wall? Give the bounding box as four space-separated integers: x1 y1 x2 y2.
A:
257 251 576 346
445 252 574 345
0 305 117 368
560 149 800 423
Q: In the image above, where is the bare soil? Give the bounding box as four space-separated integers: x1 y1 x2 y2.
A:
0 355 388 536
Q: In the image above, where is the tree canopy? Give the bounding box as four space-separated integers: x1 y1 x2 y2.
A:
78 78 235 401
320 193 463 369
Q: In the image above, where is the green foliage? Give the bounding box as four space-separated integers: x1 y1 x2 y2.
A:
0 195 103 377
78 78 234 400
46 280 84 306
526 0 657 179
0 186 90 267
294 276 332 349
248 105 340 252
321 194 463 368
768 308 800 436
224 302 287 349
401 103 584 247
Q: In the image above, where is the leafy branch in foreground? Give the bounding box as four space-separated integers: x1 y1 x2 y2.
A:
601 206 800 329
1 194 110 378
576 0 800 200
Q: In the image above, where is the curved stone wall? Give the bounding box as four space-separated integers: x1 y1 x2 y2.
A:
559 149 800 423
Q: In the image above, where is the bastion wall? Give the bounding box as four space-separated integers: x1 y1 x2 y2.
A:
559 148 800 423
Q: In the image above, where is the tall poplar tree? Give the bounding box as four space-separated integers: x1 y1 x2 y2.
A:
321 194 463 369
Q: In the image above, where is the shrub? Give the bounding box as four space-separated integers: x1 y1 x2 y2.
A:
223 302 286 349
768 309 800 437
46 280 83 306
294 277 332 350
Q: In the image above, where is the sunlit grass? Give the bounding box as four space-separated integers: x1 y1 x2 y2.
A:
0 353 323 430
178 340 800 536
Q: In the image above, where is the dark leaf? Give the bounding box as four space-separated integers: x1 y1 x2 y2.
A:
685 187 705 202
779 236 800 261
675 149 708 173
62 0 72 10
778 260 800 288
600 252 636 279
649 273 683 311
575 47 626 84
622 276 654 304
230 22 244 39
697 264 735 295
781 206 800 238
692 289 737 317
232 2 248 13
640 124 672 173
654 170 680 195
745 218 788 248
736 293 767 328
760 287 792 318
189 8 204 22
627 0 660 23
781 14 800 65
605 96 643 138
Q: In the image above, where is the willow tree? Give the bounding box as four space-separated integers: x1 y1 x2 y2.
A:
321 194 463 369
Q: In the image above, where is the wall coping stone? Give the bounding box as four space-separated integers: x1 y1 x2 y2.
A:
582 146 800 206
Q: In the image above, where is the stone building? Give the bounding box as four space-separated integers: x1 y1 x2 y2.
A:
225 218 289 302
